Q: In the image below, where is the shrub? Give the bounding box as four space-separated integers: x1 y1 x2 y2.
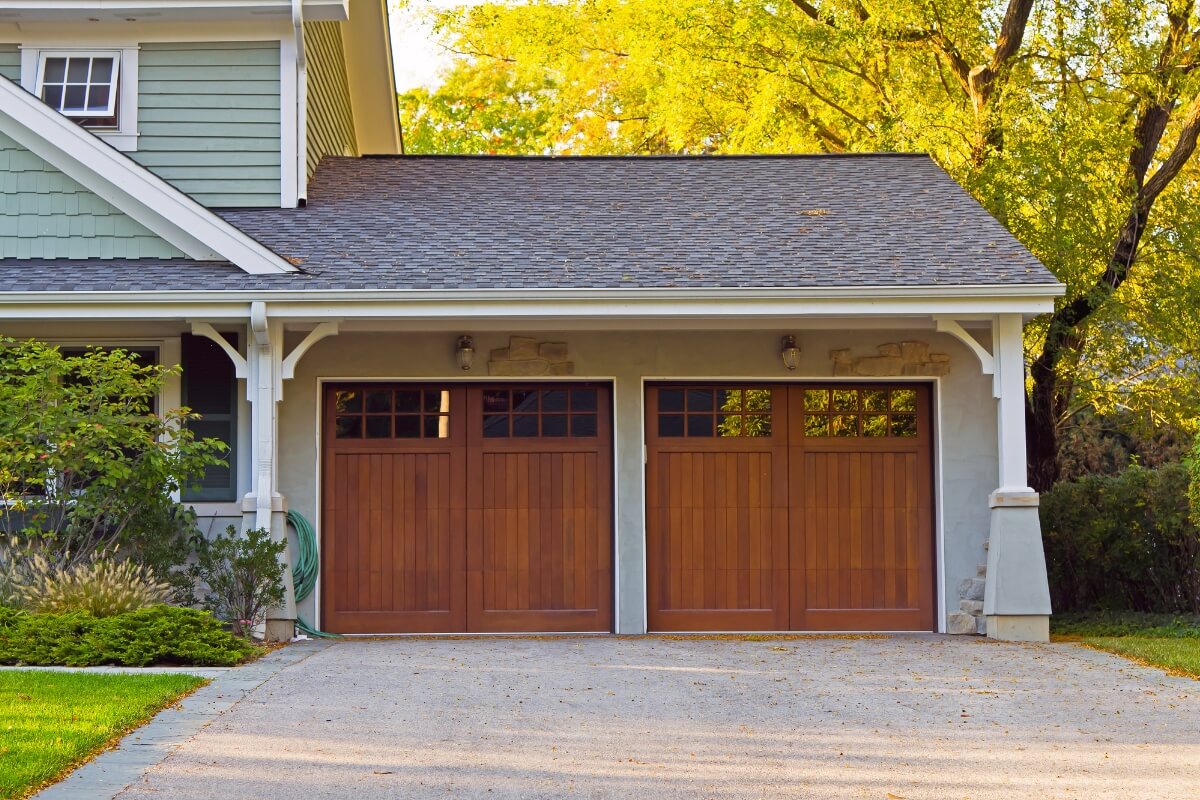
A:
0 605 256 667
191 527 286 638
9 552 170 616
0 339 224 571
1041 463 1200 614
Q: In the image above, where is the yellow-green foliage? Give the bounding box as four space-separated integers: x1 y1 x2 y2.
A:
11 555 170 617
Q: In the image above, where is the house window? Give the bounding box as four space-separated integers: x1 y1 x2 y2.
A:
36 52 121 127
181 333 239 502
22 46 139 150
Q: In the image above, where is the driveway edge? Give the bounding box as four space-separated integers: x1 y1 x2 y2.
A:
33 640 333 800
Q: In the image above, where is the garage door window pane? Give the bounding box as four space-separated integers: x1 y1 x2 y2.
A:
658 389 684 412
891 414 918 437
659 414 685 437
863 390 888 412
863 414 889 437
686 388 714 411
365 391 392 413
745 389 771 411
395 415 421 438
512 415 539 437
336 416 362 438
542 414 568 436
716 389 741 411
831 414 859 437
482 390 509 413
687 415 714 437
572 414 598 437
542 390 568 412
832 389 858 411
804 389 828 411
716 414 742 437
804 415 829 437
571 389 597 411
483 415 509 438
395 390 421 413
891 389 917 412
365 416 391 438
335 391 362 414
745 415 772 437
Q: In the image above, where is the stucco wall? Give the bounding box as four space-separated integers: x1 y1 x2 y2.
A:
279 327 998 634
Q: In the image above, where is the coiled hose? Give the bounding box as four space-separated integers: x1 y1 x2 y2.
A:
286 510 339 638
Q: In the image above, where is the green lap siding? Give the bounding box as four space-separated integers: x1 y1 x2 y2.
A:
135 42 282 208
304 21 358 180
0 44 18 82
0 131 183 259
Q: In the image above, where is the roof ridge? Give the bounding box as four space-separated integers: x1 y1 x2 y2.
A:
355 152 932 161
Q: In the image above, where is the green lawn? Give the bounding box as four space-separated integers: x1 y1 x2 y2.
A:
1052 612 1200 679
0 671 206 800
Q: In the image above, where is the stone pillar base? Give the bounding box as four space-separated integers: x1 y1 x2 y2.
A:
983 497 1052 643
263 618 295 643
986 614 1049 642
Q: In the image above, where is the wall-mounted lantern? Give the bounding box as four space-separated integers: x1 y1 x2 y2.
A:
455 335 475 371
780 335 801 371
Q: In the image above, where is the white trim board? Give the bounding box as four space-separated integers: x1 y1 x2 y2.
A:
0 75 296 275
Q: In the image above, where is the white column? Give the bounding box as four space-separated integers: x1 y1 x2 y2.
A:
993 313 1034 498
245 302 296 640
983 312 1051 641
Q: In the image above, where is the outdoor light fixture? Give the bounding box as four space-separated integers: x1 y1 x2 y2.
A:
780 335 801 371
455 335 475 371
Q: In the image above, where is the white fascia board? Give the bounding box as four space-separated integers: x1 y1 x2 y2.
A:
0 1 347 22
0 285 1064 321
0 77 296 275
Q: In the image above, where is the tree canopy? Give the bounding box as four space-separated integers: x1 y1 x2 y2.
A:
399 0 1200 487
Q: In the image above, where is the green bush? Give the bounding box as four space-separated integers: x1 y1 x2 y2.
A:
191 527 286 638
0 605 256 667
1041 463 1200 613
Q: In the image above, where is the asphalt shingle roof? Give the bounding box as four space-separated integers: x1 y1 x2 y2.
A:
0 154 1057 293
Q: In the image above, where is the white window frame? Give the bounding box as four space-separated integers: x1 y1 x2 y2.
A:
20 45 139 151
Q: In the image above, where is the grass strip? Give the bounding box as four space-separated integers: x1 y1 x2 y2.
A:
0 670 206 799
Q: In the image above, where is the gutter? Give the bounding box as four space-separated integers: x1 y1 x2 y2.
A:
0 283 1067 305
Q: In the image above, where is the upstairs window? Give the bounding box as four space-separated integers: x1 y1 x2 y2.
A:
36 52 121 128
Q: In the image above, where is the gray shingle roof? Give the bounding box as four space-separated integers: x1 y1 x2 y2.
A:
0 154 1057 293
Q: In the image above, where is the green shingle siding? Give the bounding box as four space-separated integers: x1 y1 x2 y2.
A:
135 42 282 208
0 45 18 82
304 21 357 180
0 131 183 260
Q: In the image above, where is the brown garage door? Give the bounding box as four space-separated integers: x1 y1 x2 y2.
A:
646 384 934 632
322 383 612 634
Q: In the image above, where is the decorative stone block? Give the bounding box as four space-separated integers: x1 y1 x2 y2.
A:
828 340 951 377
958 577 985 601
946 612 977 635
507 336 540 360
539 342 569 361
960 599 984 615
486 336 576 377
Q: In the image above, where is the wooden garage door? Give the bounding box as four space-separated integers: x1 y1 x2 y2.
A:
646 384 934 632
322 383 612 634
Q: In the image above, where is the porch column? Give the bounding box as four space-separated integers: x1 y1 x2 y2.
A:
983 313 1051 641
243 303 296 642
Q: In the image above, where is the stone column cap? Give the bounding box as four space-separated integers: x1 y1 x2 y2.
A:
989 489 1039 508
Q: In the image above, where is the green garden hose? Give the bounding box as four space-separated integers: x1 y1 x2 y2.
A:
286 510 339 638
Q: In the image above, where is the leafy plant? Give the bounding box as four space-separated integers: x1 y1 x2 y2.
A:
0 605 256 667
1041 463 1200 614
191 527 286 638
0 339 225 574
7 552 170 616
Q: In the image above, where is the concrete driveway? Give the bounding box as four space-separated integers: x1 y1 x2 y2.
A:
85 636 1200 798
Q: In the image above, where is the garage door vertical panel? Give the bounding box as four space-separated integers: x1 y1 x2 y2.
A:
321 384 467 634
789 385 934 631
466 385 613 633
646 385 790 631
